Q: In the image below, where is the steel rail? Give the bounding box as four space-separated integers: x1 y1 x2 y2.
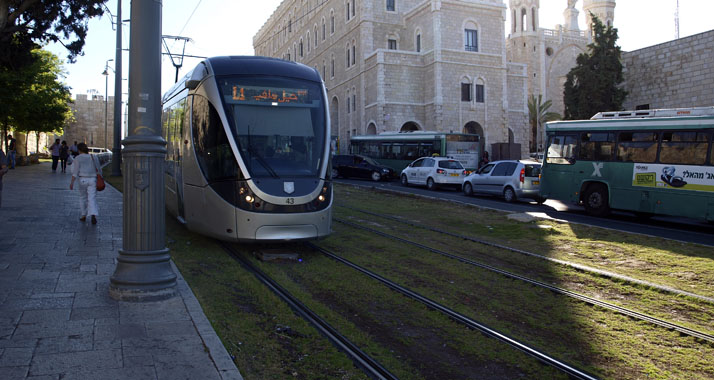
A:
220 242 399 380
338 204 714 305
334 217 714 344
306 242 600 380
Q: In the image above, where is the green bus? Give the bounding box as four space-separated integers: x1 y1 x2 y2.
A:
540 107 714 222
349 131 481 173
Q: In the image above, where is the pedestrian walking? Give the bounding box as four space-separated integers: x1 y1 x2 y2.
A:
69 143 99 224
0 148 8 207
59 141 70 173
50 138 61 172
7 134 16 169
69 141 79 157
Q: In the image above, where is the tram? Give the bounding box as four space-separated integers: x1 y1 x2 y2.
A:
161 56 332 241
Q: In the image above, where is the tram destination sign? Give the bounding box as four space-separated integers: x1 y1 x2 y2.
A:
226 85 310 105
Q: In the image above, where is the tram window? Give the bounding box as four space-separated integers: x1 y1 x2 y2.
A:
659 131 709 165
579 132 615 161
192 95 238 181
546 134 577 164
616 132 658 163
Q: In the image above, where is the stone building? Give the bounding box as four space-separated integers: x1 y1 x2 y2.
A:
253 0 530 157
621 29 714 111
506 0 615 150
64 93 115 150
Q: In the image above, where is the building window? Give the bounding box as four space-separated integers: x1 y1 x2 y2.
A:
287 52 291 61
314 27 318 46
387 0 395 11
351 45 355 65
299 41 304 57
388 39 397 50
416 34 421 52
475 84 484 103
352 0 355 17
331 12 335 34
352 94 356 112
461 83 472 102
346 47 350 67
322 20 326 40
346 1 350 21
331 57 335 77
347 91 350 113
323 64 326 80
289 19 292 33
465 29 478 52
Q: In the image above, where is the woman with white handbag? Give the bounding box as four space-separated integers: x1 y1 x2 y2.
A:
69 143 101 224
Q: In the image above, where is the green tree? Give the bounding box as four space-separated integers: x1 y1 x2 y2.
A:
563 15 627 120
6 49 73 154
528 94 561 153
0 0 106 70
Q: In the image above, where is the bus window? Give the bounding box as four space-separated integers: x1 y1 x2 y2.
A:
659 131 709 165
616 132 658 162
546 134 577 164
580 132 615 161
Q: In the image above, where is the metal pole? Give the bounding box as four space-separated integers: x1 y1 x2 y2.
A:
110 0 176 301
104 68 108 150
111 0 123 176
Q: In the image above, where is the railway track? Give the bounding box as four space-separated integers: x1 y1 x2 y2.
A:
220 242 399 380
305 241 599 380
333 216 714 344
220 242 598 379
338 204 714 305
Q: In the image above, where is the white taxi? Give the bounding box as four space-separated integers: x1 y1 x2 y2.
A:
400 156 468 190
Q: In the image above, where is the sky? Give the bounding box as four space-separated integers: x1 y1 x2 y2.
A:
46 0 713 106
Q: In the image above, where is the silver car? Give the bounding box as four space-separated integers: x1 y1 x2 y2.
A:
462 160 545 203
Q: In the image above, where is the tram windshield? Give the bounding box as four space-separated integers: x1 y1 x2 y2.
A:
219 76 326 178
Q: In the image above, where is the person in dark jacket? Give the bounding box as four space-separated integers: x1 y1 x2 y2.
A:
59 141 70 173
49 138 61 172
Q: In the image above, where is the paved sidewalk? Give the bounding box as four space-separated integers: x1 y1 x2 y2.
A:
0 162 243 380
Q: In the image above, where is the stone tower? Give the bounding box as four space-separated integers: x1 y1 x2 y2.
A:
508 0 541 96
583 0 616 30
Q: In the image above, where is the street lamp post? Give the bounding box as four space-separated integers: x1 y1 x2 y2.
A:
102 59 113 150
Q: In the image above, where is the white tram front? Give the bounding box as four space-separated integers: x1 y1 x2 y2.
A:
162 56 332 241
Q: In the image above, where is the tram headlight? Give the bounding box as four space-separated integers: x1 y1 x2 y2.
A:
245 195 254 203
318 195 326 202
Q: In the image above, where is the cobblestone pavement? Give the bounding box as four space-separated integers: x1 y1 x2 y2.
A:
0 162 242 380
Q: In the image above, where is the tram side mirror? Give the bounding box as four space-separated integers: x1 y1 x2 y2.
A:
185 64 207 90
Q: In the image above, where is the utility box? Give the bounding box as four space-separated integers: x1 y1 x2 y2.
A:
490 142 521 160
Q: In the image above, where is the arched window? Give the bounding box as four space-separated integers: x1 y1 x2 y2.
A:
307 33 311 53
367 123 377 135
461 78 472 102
475 78 485 103
351 87 356 113
351 42 356 65
330 10 335 34
331 55 335 77
346 44 350 67
532 7 537 31
346 1 351 21
346 89 351 113
415 28 422 52
314 25 318 46
521 8 527 32
300 38 304 57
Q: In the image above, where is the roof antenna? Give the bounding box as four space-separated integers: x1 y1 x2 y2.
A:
675 0 680 39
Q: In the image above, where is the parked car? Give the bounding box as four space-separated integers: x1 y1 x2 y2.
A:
400 156 468 190
331 154 394 181
462 160 545 203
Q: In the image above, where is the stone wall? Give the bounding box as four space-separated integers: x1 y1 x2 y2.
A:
64 94 116 150
622 29 714 110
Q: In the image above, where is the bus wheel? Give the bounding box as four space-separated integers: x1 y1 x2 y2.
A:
463 182 473 196
371 171 382 181
401 174 409 186
584 184 610 217
503 187 517 203
426 178 437 190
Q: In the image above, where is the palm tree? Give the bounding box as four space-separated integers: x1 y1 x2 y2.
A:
528 94 561 153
